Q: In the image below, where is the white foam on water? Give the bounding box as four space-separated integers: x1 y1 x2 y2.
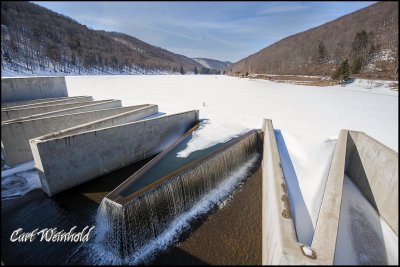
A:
1 171 41 199
83 154 259 265
1 160 35 178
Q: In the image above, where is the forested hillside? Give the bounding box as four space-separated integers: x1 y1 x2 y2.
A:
230 2 398 80
1 1 207 75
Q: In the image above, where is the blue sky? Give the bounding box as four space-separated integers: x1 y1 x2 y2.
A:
33 1 375 62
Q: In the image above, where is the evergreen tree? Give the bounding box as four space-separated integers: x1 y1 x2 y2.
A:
194 67 198 74
350 56 363 74
332 59 350 81
318 40 326 63
179 66 185 75
350 30 375 74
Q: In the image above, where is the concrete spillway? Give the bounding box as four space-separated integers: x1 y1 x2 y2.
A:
97 127 262 258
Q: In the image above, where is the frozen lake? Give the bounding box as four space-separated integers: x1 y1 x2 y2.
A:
66 74 398 227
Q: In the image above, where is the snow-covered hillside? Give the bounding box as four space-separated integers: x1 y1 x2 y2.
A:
192 58 232 71
1 61 182 77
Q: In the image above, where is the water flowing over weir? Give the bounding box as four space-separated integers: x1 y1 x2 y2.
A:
94 128 263 261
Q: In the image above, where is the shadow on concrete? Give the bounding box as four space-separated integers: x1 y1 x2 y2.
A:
336 132 389 265
274 129 314 246
143 112 167 120
345 133 379 212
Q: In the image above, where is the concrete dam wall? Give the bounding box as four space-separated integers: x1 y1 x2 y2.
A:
98 128 262 257
30 110 199 196
1 76 68 103
1 104 157 167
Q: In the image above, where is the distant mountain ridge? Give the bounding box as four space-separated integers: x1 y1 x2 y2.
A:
1 1 222 76
193 58 232 71
230 2 398 79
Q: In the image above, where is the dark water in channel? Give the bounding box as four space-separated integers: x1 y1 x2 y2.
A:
1 156 154 265
120 131 229 197
150 164 262 265
1 155 262 265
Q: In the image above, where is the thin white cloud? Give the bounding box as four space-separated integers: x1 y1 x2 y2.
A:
258 5 310 15
126 21 201 43
74 15 119 28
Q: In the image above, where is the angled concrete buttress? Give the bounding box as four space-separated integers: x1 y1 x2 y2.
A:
1 96 92 109
30 110 199 196
1 104 157 167
1 99 120 121
2 99 122 123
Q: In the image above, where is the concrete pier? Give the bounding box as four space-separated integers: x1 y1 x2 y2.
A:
1 76 68 103
262 119 307 264
1 104 157 167
30 110 199 196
